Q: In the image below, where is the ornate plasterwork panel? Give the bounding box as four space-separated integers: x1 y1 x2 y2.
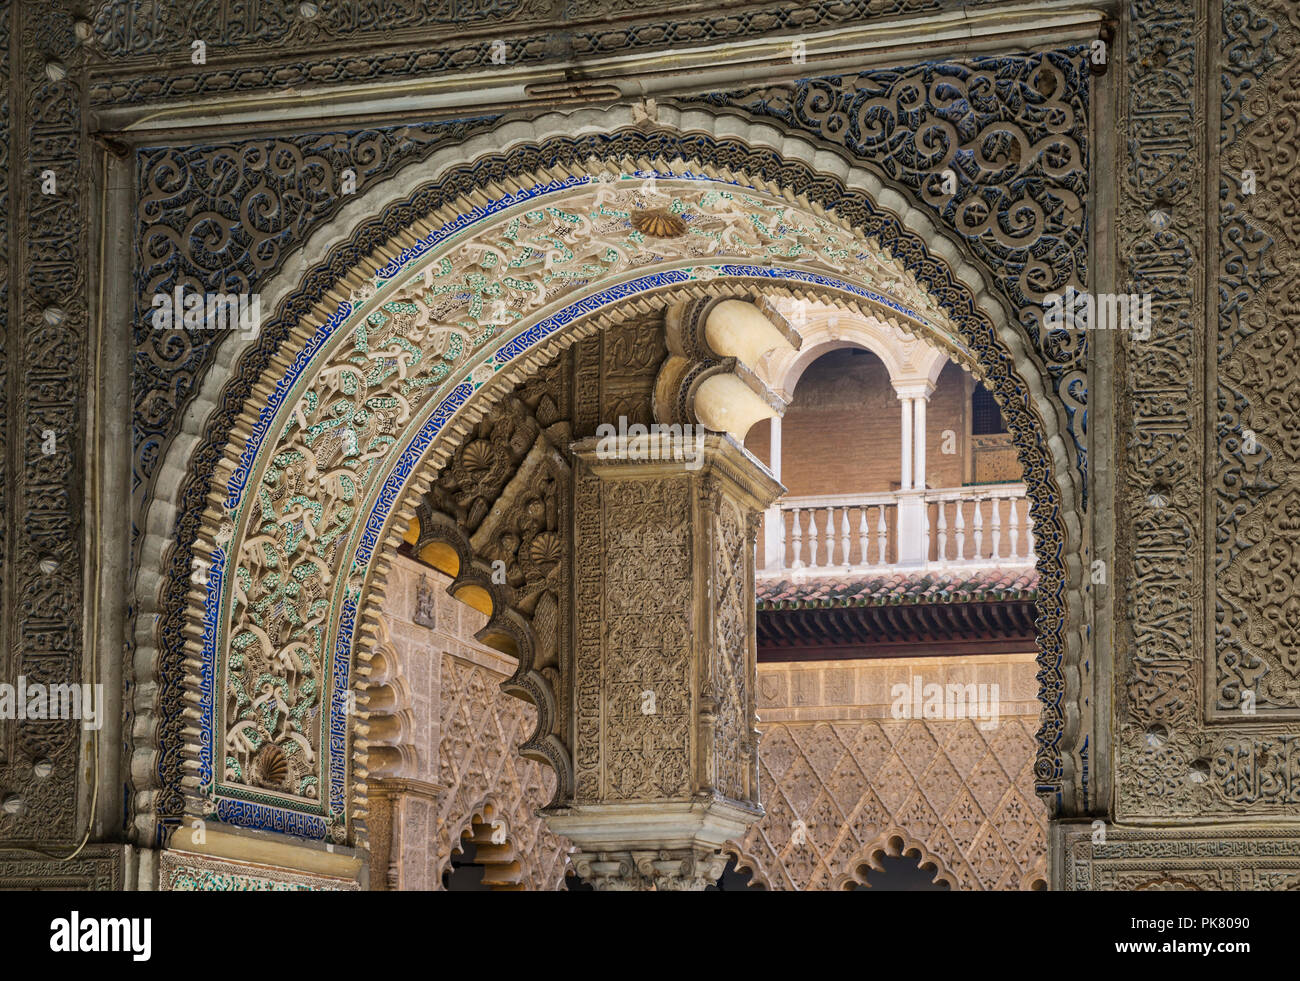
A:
1062 825 1300 890
1112 0 1208 824
1106 0 1300 831
1216 1 1300 719
416 352 575 786
0 0 12 840
711 496 754 803
574 475 694 801
434 653 568 890
687 48 1092 490
430 358 572 623
732 716 1046 891
573 310 666 432
132 116 501 562
0 6 9 793
147 113 1077 846
0 846 124 890
373 552 569 890
158 850 358 890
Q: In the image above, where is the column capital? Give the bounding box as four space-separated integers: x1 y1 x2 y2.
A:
546 799 758 882
571 430 785 511
568 846 731 891
892 379 936 401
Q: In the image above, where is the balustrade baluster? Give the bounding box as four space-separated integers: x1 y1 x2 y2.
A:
839 507 851 568
954 501 966 561
822 508 834 568
877 506 888 565
937 500 948 562
825 507 836 567
857 506 869 568
1008 497 1021 560
991 495 1003 560
812 508 826 567
791 507 803 569
972 498 984 560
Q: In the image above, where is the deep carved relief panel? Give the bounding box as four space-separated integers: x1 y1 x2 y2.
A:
1111 0 1208 826
0 846 124 890
376 553 569 890
710 494 752 803
132 117 500 559
592 478 694 801
1063 825 1300 889
1215 0 1300 720
1 0 87 846
159 850 358 891
733 657 1046 891
1105 0 1300 837
434 652 569 890
418 350 574 771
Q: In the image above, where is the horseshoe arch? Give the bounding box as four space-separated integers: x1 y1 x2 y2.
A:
135 105 1087 856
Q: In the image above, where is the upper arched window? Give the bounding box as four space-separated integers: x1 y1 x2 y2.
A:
971 381 1006 435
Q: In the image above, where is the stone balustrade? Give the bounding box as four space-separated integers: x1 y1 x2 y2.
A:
761 482 1034 575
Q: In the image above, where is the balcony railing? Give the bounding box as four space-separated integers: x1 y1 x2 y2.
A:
760 483 1034 576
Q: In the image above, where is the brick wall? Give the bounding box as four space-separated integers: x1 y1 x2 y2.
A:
746 351 981 494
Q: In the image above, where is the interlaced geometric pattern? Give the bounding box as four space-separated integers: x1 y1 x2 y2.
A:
435 655 568 890
733 719 1046 890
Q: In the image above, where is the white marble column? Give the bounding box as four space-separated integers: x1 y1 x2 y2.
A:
899 395 914 490
894 382 934 566
913 393 927 491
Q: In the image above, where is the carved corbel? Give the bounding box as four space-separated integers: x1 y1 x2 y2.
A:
355 623 417 782
653 296 802 439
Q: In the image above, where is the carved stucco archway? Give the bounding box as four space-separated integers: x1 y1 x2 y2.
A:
833 830 960 891
440 797 564 891
134 105 1086 858
722 843 774 890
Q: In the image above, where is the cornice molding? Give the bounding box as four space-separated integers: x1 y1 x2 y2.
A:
91 2 1108 134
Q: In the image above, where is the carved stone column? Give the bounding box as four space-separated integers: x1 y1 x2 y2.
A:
544 432 782 890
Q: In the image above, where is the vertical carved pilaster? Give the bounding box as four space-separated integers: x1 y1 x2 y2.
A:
1 0 87 846
547 433 781 889
366 792 394 891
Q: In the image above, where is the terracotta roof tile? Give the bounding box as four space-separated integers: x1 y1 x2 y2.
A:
756 568 1039 610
